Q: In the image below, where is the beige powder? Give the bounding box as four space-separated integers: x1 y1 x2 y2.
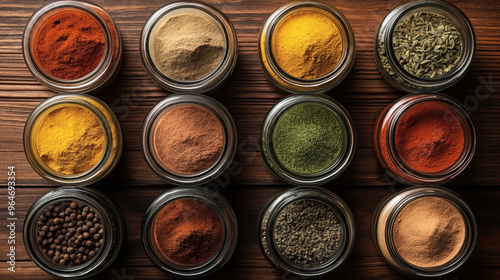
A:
152 12 225 81
393 196 466 268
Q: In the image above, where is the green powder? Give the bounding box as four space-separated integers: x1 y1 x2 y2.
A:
272 103 344 175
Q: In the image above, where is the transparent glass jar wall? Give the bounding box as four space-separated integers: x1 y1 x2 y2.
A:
24 93 123 186
260 94 356 186
140 1 238 94
372 186 477 277
373 93 476 185
142 187 238 278
258 1 355 94
374 0 475 92
23 187 124 279
141 94 237 186
23 0 122 93
258 186 355 278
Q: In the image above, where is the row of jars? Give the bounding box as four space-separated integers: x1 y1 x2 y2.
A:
25 185 476 278
23 0 475 95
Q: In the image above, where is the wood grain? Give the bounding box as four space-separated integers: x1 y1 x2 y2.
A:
0 0 499 279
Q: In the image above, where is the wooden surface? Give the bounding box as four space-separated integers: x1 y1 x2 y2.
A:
0 0 499 279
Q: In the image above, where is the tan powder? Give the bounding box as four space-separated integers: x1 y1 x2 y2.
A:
393 196 466 268
152 13 225 81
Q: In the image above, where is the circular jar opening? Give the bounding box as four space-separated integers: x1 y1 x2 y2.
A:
23 187 124 279
142 187 238 278
258 2 355 94
141 94 237 186
259 187 355 278
374 0 475 92
260 94 356 186
24 94 123 186
373 186 477 277
23 1 122 93
141 2 238 94
374 93 475 185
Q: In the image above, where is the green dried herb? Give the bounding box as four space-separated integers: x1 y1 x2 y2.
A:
274 199 342 267
393 11 462 79
272 103 344 175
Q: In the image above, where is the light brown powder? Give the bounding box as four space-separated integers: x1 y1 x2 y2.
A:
152 13 225 81
393 196 466 268
153 105 224 174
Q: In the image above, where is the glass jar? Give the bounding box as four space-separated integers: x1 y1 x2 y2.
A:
374 0 475 92
258 186 355 278
260 94 356 186
142 187 238 278
23 0 122 94
140 2 238 94
373 186 477 277
141 94 237 186
23 187 124 279
258 1 355 94
24 93 123 186
373 93 476 185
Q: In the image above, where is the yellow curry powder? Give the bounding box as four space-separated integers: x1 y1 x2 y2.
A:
36 105 105 175
272 10 343 79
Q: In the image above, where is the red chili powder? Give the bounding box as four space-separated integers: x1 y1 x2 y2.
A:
153 199 224 266
394 102 465 173
153 105 224 174
35 11 105 80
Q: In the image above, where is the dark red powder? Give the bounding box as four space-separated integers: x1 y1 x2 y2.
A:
394 102 465 173
35 11 105 80
153 199 223 266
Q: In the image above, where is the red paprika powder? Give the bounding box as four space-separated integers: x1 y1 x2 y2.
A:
395 102 465 173
35 10 105 80
153 198 223 266
374 94 475 185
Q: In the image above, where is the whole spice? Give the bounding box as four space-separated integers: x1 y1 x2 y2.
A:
35 11 105 80
392 11 462 79
152 13 225 81
393 196 466 267
36 105 105 175
272 103 344 174
272 10 343 79
36 200 104 266
274 199 342 266
395 101 465 173
153 199 223 266
153 105 224 174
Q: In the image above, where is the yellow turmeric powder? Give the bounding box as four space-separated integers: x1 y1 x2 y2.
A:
272 10 343 79
36 105 105 175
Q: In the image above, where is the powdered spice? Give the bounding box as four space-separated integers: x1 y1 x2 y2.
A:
36 105 105 175
35 11 105 80
153 199 223 266
393 196 466 267
395 102 465 173
152 13 225 81
153 105 224 174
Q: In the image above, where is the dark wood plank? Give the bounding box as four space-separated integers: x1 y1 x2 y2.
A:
0 0 500 279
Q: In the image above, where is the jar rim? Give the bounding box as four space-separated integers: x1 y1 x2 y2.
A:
258 186 355 277
260 94 356 186
23 187 124 279
140 1 238 94
259 1 356 94
375 93 476 185
23 93 122 186
141 94 237 186
372 185 477 277
22 0 122 93
375 0 475 92
142 187 238 278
